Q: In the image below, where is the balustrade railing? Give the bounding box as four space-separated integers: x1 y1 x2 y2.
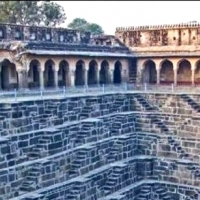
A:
0 83 200 102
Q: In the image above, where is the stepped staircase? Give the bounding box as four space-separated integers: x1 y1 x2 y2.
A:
112 96 126 112
65 184 81 200
135 185 151 200
75 121 95 144
152 185 171 200
28 130 63 159
135 94 200 183
133 94 158 111
68 149 89 177
134 93 190 160
180 94 200 113
79 105 94 119
20 165 41 192
103 165 126 195
107 142 121 163
111 115 128 136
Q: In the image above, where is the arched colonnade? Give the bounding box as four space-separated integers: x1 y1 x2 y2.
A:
140 58 200 85
0 58 128 90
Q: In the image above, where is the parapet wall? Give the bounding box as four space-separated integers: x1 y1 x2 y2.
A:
1 92 200 200
115 21 200 48
0 23 91 44
116 22 200 31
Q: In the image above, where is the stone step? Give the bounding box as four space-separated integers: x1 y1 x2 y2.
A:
68 170 78 176
155 188 166 193
142 185 151 190
27 152 40 159
135 198 147 200
26 176 38 182
163 195 171 200
137 193 150 198
105 180 116 186
104 185 113 191
28 171 40 176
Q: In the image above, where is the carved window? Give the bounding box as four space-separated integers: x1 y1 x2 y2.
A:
173 37 176 40
46 33 51 41
15 30 21 39
193 36 196 40
30 32 36 40
59 34 64 42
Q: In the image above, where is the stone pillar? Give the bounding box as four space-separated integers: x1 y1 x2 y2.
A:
96 68 99 85
155 61 161 85
54 69 58 88
70 69 75 86
84 66 88 86
39 69 44 89
192 69 195 86
17 69 28 89
109 68 114 83
156 68 160 84
121 59 130 83
174 69 177 85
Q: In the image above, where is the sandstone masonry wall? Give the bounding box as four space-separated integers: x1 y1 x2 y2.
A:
1 92 200 200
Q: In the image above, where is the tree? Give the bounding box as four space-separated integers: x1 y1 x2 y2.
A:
67 18 104 35
0 1 67 26
67 18 88 31
39 1 67 26
86 23 104 35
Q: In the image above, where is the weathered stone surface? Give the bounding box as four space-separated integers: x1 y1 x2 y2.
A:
1 93 200 200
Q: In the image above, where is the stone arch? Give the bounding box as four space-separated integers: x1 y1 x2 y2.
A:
141 60 157 84
114 60 122 84
28 59 40 88
1 59 18 90
177 59 191 84
160 59 174 84
75 60 85 86
88 60 98 85
44 59 55 87
195 60 200 84
100 60 109 84
58 60 69 87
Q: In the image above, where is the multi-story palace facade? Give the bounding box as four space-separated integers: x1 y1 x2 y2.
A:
0 24 133 90
116 21 200 85
1 21 200 90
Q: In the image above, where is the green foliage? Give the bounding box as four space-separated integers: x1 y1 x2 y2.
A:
67 18 88 31
86 23 104 35
0 1 67 26
67 18 104 35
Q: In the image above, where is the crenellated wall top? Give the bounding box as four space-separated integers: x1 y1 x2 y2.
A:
116 21 200 32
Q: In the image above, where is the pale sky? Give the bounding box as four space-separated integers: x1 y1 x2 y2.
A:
55 1 200 35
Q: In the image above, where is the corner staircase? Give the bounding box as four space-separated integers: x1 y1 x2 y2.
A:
180 94 200 113
152 185 171 200
134 94 158 111
135 185 151 200
103 166 126 195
